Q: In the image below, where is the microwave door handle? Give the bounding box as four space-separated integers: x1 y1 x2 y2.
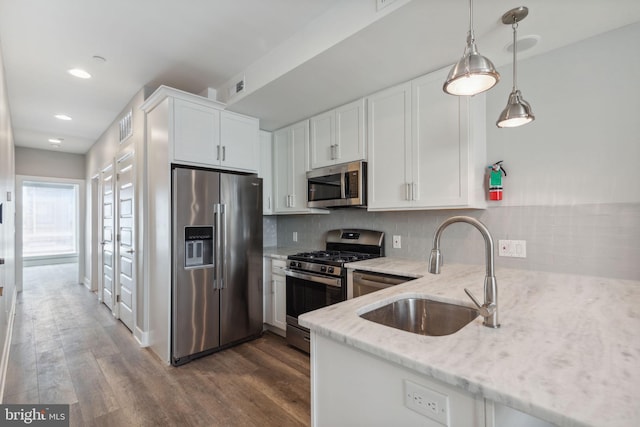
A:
341 172 347 199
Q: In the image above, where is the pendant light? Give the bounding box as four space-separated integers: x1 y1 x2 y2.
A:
443 0 500 96
496 6 535 128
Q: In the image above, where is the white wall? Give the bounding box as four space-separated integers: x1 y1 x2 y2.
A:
84 88 149 338
486 22 640 206
0 38 16 402
15 147 85 180
277 23 640 281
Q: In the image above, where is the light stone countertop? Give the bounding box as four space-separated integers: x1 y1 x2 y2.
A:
299 261 640 427
262 246 313 260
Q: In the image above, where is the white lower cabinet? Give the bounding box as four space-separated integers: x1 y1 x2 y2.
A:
271 263 287 331
311 333 485 427
263 256 286 336
311 333 554 427
367 67 486 211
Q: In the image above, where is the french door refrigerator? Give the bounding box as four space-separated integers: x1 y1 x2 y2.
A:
171 166 263 366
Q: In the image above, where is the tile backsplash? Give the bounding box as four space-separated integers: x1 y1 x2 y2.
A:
274 203 640 281
263 216 278 247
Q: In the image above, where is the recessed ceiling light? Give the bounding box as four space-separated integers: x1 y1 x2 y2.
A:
55 114 72 121
68 68 92 79
48 138 63 143
505 35 541 53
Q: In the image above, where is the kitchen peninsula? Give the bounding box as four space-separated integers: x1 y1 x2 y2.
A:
299 260 640 427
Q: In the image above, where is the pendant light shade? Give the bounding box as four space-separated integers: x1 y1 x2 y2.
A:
497 7 535 128
496 90 534 127
443 0 499 96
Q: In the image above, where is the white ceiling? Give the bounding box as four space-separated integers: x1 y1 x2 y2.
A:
1 0 639 154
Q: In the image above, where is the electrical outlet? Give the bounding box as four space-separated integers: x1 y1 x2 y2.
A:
404 380 449 425
293 231 298 242
393 235 401 249
498 239 527 258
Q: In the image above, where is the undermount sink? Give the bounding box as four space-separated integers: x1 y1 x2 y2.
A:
360 298 479 336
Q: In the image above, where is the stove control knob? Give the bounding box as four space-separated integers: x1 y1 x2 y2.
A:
296 262 302 268
289 261 296 268
320 266 327 272
328 267 335 274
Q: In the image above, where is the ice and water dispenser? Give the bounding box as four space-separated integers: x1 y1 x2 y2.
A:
184 226 213 268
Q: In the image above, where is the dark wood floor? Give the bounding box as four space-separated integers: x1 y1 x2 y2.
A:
4 264 311 426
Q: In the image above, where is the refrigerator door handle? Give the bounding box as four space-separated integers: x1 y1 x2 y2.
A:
220 204 227 289
214 203 222 290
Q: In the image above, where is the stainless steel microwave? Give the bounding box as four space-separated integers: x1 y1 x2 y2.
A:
307 161 367 208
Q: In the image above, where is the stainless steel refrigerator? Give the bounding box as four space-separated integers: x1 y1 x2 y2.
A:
171 166 263 366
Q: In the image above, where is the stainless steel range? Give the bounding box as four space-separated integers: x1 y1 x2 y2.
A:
285 229 385 353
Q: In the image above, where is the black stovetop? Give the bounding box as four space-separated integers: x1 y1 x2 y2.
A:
288 250 377 266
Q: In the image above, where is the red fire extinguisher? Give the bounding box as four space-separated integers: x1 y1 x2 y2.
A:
488 161 507 201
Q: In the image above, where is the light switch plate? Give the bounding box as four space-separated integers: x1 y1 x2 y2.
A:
392 235 401 249
499 240 527 258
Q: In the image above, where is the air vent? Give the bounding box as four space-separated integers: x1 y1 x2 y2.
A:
228 77 246 98
119 110 133 143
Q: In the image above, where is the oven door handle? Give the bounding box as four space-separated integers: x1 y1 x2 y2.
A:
285 269 342 288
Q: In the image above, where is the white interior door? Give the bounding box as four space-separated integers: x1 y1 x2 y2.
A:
100 164 115 310
116 152 136 331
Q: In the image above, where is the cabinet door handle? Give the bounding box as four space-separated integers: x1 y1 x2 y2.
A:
334 144 340 160
412 182 418 201
405 183 410 201
222 146 226 161
267 197 271 210
217 145 221 161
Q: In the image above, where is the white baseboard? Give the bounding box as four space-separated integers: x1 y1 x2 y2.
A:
83 277 92 290
264 324 286 338
0 287 17 403
134 326 149 347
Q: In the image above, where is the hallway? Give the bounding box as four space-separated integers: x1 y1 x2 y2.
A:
3 264 311 426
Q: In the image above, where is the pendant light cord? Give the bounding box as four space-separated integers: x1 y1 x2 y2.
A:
467 0 475 45
512 20 518 91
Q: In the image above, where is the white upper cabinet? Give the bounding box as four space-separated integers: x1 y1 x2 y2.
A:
273 120 327 214
367 67 486 211
310 98 365 169
173 98 221 166
366 82 413 210
258 130 274 215
220 110 259 172
142 86 259 173
273 120 308 213
411 70 485 208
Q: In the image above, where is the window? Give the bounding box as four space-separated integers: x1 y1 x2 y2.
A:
22 182 78 257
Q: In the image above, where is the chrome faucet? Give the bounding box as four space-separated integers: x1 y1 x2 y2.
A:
428 216 500 328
